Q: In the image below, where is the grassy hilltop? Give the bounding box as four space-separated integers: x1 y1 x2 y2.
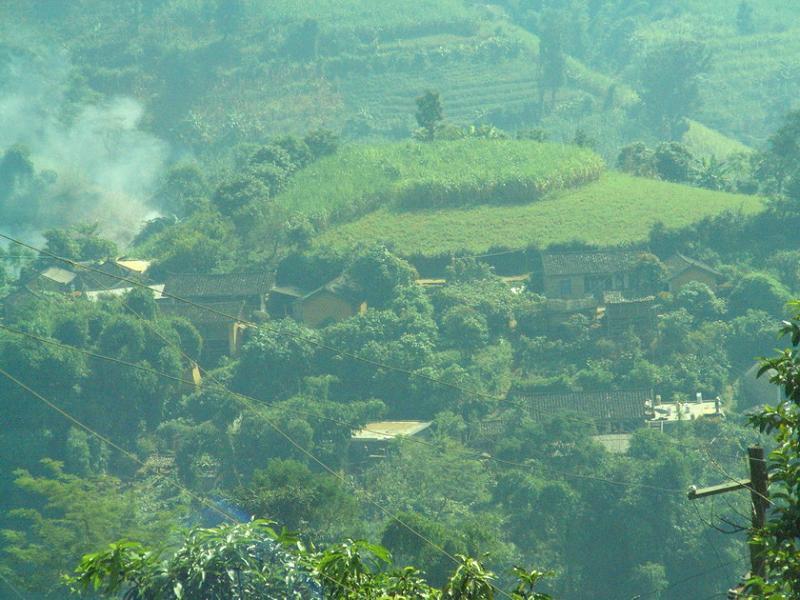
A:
275 140 603 221
287 141 766 257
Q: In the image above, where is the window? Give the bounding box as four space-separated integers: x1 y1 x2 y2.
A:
559 278 573 296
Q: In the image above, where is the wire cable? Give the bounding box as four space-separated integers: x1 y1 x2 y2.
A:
1 231 752 467
6 230 744 468
629 558 745 599
0 278 514 597
701 446 772 507
0 365 238 526
0 323 687 495
0 364 360 598
0 571 26 600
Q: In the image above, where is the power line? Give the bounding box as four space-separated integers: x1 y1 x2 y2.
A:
2 233 762 597
0 231 506 404
630 558 744 600
0 277 513 597
0 323 686 495
0 364 362 598
0 233 717 471
0 365 239 526
0 571 26 600
2 230 752 468
701 446 773 508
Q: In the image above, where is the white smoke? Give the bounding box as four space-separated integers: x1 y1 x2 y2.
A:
0 45 168 243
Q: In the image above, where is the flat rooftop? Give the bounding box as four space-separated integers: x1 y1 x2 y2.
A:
352 421 432 441
650 400 722 422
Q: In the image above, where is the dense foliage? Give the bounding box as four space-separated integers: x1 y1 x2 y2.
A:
3 1 800 598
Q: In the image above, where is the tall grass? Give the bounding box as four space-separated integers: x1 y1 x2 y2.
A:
275 140 604 223
316 172 765 257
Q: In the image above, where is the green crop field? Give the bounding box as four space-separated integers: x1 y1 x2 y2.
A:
316 172 765 256
682 120 751 159
635 4 800 146
260 0 477 33
275 140 604 221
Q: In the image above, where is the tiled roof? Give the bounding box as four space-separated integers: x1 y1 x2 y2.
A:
664 253 722 280
77 260 144 291
303 275 363 303
159 300 245 324
519 390 649 422
541 251 641 276
270 285 307 298
164 272 273 299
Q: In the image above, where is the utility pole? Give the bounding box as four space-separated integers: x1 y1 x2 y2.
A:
687 445 769 589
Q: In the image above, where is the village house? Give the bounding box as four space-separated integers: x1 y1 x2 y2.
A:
26 266 79 294
159 300 247 365
267 284 307 319
516 389 651 433
540 251 641 300
293 277 366 328
162 272 273 315
663 253 724 293
350 421 433 464
268 276 367 328
76 257 152 291
602 292 657 338
647 393 724 431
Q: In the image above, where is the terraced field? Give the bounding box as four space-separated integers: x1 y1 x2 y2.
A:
316 172 765 256
635 3 800 146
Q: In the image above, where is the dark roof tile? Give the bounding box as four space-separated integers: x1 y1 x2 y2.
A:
164 272 273 299
517 390 649 422
541 251 641 276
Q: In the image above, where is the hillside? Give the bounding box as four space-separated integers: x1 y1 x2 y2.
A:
633 0 800 146
0 0 741 158
316 171 765 257
274 140 604 222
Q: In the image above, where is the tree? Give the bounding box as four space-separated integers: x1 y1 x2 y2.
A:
631 253 667 296
1 460 179 598
43 224 118 262
345 245 418 309
728 272 791 317
617 142 655 177
538 11 566 108
639 41 711 138
415 91 443 141
235 458 357 532
216 0 244 39
442 306 490 352
736 1 755 35
0 144 34 202
154 162 209 216
284 19 320 61
748 302 800 596
652 142 697 183
304 128 339 159
233 320 318 400
212 173 270 217
69 521 320 599
70 522 551 599
672 281 725 322
761 109 800 195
